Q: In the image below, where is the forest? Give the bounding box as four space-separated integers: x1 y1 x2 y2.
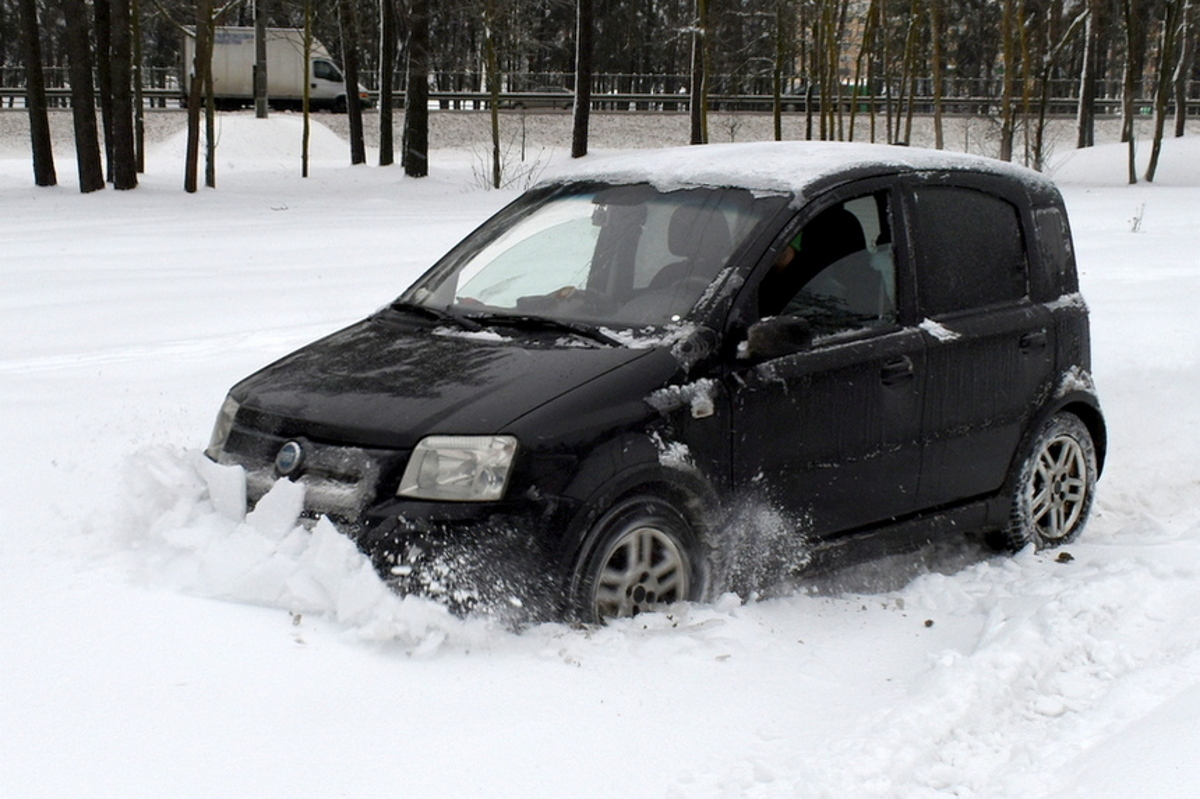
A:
2 0 1197 190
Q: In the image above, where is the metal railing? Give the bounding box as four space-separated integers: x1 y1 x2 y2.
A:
2 66 1197 117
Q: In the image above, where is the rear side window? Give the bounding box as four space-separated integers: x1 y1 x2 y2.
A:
1034 206 1078 295
912 186 1027 316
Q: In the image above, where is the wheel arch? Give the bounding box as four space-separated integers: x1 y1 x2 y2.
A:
1007 391 1106 486
554 431 720 579
1059 395 1107 475
988 392 1105 541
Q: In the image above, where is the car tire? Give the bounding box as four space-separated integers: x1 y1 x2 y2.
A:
572 494 704 622
1000 412 1097 550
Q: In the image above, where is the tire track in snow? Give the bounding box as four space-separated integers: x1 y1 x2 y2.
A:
676 524 1200 797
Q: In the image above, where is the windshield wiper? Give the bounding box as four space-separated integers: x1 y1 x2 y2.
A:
468 313 623 347
390 301 484 331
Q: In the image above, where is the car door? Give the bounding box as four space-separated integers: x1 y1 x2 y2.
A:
904 178 1056 509
728 186 926 537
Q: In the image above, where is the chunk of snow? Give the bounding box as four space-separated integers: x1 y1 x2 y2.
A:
920 318 962 342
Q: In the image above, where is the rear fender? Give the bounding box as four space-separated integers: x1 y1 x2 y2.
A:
989 385 1106 528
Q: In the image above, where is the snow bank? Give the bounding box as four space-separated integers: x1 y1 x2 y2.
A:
1050 135 1200 187
146 114 351 173
117 447 505 653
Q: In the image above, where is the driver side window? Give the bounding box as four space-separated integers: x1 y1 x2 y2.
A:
312 61 341 82
760 193 896 337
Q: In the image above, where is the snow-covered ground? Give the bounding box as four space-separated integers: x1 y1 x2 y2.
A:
3 111 1200 797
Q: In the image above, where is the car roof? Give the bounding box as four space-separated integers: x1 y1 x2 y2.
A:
540 141 1058 205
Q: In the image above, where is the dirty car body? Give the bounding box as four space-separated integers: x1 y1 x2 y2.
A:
207 142 1105 621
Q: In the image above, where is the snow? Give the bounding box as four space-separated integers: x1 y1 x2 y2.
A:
647 377 718 418
920 318 963 342
4 111 1200 796
543 139 1048 199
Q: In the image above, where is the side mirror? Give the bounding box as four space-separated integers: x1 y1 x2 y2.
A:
742 316 813 361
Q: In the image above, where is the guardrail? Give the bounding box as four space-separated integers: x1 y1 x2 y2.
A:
0 86 180 108
2 86 1198 117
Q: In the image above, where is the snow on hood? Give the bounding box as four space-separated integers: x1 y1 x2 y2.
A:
540 141 1050 199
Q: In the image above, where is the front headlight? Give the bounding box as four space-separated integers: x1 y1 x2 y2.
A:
397 435 518 502
205 396 240 459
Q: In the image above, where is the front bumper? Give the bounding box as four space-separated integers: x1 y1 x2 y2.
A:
215 425 577 617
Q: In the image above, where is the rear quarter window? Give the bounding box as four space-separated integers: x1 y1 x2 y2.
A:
1034 206 1079 296
911 186 1028 316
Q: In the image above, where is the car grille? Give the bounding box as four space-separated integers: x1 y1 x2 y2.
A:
218 425 398 522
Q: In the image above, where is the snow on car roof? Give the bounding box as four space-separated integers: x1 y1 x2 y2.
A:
541 140 1052 200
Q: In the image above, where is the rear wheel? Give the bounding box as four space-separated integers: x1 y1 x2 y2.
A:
573 495 703 622
1001 412 1097 550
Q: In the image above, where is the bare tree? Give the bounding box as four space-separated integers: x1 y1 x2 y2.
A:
485 0 501 187
95 0 115 180
303 0 313 178
929 0 945 148
1076 0 1102 148
895 0 921 144
1147 0 1184 180
339 0 367 165
254 0 268 118
184 0 212 193
690 0 709 145
1121 0 1143 183
772 0 795 142
1028 1 1088 170
402 0 430 176
110 0 138 189
571 0 593 158
62 0 105 193
848 0 877 142
19 0 56 186
378 0 397 166
133 0 146 171
999 0 1019 161
1174 0 1195 138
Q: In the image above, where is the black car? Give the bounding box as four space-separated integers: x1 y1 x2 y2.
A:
206 142 1105 621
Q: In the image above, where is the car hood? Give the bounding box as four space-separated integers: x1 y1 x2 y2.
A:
230 315 661 449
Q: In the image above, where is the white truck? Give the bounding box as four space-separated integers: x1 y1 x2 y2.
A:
183 27 371 112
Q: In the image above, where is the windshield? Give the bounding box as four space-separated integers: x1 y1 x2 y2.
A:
400 183 786 332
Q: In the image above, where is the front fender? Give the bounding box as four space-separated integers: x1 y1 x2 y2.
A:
551 430 720 570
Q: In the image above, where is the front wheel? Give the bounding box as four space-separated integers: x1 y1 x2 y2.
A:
572 495 704 622
1001 412 1098 550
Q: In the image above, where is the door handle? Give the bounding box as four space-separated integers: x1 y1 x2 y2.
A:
1020 330 1048 352
880 356 915 386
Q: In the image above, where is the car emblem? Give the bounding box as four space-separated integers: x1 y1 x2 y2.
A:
275 441 304 476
